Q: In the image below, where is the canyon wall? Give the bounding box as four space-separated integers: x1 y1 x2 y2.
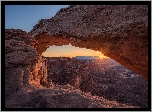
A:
46 57 148 108
5 29 48 97
29 5 148 79
46 57 95 90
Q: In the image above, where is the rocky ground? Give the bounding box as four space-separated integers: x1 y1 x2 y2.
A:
5 82 138 108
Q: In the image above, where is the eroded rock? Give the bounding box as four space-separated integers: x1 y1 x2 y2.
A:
46 57 148 108
5 84 138 108
29 5 148 78
46 57 96 90
5 29 47 97
5 5 148 108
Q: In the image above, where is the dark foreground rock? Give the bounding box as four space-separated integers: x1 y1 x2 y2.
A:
5 84 138 108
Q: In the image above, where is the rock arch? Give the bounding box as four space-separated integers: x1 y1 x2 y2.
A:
29 5 148 79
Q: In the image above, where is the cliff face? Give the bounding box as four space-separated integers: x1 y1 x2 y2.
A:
47 57 94 90
5 29 48 97
29 5 148 78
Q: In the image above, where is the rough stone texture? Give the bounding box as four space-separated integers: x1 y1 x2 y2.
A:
46 57 96 91
90 60 148 108
5 56 147 108
5 29 35 45
5 29 38 68
5 84 138 108
29 5 148 79
5 5 148 108
46 57 148 108
5 29 47 97
5 40 38 68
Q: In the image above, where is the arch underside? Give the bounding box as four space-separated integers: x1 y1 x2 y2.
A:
29 5 148 79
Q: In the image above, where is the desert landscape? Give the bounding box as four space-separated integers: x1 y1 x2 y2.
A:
5 5 148 108
5 56 148 108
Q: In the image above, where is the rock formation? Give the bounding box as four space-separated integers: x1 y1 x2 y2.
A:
5 5 148 108
29 5 148 79
47 57 96 91
5 84 138 108
5 55 148 108
5 29 48 97
46 57 148 108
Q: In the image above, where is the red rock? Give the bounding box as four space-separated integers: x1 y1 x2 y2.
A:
29 5 148 79
5 5 148 108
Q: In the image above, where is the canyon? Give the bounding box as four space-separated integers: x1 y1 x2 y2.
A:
46 57 148 108
5 55 148 108
5 5 148 108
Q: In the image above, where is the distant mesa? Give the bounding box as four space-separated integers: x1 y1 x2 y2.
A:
75 56 100 60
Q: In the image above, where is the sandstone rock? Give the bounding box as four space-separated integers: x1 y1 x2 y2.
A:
5 29 35 45
46 57 148 108
29 5 148 78
5 40 38 68
5 84 138 108
46 57 95 90
5 29 44 97
5 5 148 108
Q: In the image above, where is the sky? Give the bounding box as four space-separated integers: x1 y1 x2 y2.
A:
42 44 107 58
5 5 68 32
5 5 108 58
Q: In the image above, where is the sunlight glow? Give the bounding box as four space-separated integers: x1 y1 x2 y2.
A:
42 44 108 58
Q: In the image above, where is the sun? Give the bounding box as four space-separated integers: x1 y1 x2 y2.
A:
99 55 108 59
99 56 103 58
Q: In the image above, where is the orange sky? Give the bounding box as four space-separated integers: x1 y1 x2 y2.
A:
42 44 108 58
